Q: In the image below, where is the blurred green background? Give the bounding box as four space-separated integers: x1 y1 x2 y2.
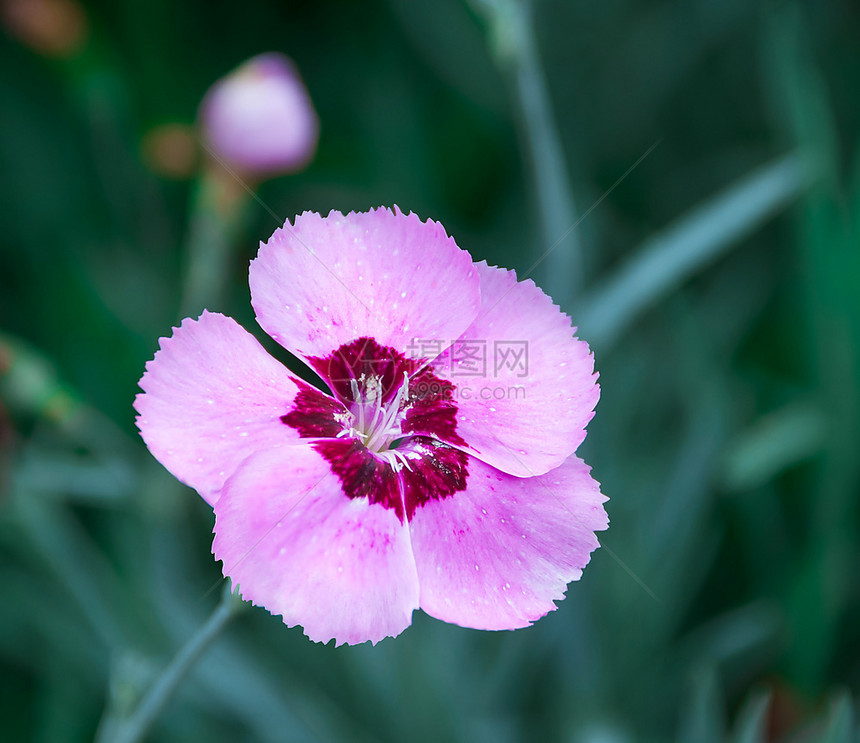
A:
1 0 859 741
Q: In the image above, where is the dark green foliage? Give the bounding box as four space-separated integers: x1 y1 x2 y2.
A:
1 0 858 741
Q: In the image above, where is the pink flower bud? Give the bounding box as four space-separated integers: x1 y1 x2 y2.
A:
199 53 319 177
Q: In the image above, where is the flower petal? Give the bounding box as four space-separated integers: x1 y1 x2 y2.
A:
447 261 599 477
249 208 481 367
135 311 305 505
408 454 607 630
212 445 419 645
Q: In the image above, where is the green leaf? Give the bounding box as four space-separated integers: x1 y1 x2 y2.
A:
818 691 854 743
577 153 813 350
730 690 771 743
676 667 724 743
720 401 827 492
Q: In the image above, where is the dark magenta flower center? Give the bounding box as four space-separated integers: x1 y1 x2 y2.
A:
282 337 468 521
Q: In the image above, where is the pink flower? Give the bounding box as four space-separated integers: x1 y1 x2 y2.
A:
135 208 607 645
199 53 318 176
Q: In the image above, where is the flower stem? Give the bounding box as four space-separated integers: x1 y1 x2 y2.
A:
109 585 243 743
180 165 249 318
470 0 582 300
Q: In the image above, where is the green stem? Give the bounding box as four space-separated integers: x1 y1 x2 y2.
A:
109 586 243 743
472 0 581 299
180 167 249 318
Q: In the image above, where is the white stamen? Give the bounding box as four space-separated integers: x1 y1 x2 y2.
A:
340 371 413 455
364 372 410 451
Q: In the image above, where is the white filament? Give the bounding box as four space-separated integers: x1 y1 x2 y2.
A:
340 372 411 455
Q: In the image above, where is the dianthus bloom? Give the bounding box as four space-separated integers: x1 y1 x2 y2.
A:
135 208 607 645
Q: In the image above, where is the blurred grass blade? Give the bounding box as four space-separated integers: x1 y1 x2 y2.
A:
764 6 859 692
720 401 827 492
18 447 136 503
578 153 812 350
819 691 854 743
13 494 127 651
0 332 79 425
683 601 782 669
0 332 137 456
730 689 771 743
676 667 724 743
